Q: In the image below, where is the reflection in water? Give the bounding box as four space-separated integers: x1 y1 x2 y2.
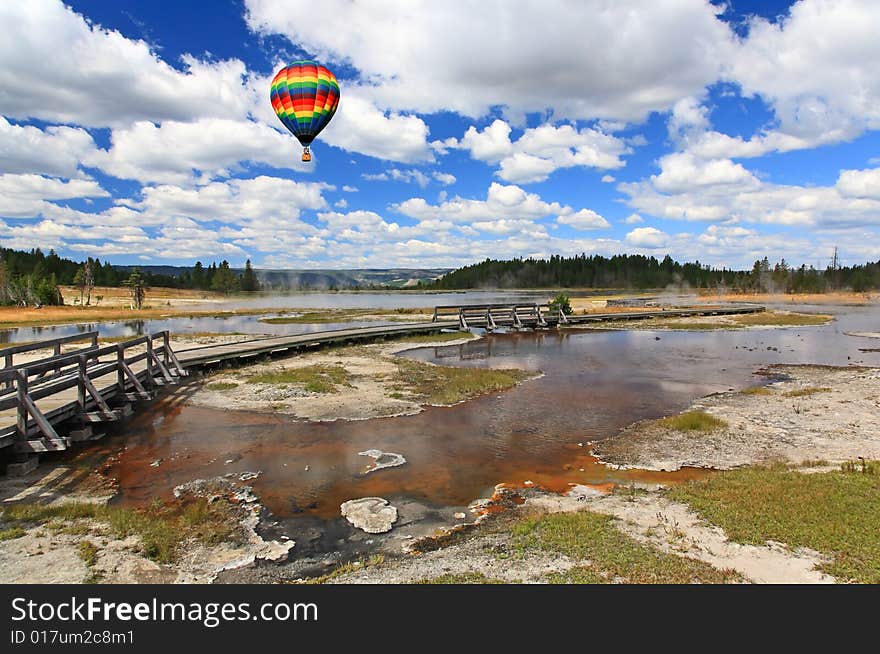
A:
97 304 879 522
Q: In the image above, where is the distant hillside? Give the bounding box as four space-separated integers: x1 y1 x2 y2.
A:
257 268 452 290
114 265 452 290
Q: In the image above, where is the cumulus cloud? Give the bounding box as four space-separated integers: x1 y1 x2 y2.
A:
0 118 98 178
90 119 309 184
0 0 253 128
556 209 611 231
622 165 880 228
318 91 433 163
836 167 880 200
459 120 629 183
128 176 330 225
651 152 760 194
0 173 108 217
626 226 670 249
726 0 880 151
245 0 735 122
394 182 567 224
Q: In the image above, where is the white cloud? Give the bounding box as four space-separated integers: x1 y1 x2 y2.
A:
394 182 566 224
0 173 108 217
318 90 433 163
651 152 760 195
724 0 880 154
90 119 309 184
836 167 880 200
246 0 735 123
460 120 629 183
0 0 253 128
626 227 670 249
622 213 644 224
129 176 330 225
556 209 611 231
0 117 97 178
622 163 880 228
601 175 616 183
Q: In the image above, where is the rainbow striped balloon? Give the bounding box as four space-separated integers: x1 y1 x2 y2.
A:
270 60 340 156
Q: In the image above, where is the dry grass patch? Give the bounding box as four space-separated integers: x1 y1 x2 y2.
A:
205 382 238 391
656 410 727 432
741 385 774 396
731 311 832 327
784 386 831 398
248 364 351 393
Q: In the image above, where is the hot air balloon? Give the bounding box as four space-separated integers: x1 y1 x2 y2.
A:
270 60 340 162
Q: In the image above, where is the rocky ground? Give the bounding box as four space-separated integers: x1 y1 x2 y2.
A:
591 365 880 471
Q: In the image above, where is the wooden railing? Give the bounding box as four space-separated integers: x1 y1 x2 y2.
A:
432 303 569 329
0 331 185 453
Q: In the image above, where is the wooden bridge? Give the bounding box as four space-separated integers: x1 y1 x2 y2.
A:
0 302 764 474
432 302 765 331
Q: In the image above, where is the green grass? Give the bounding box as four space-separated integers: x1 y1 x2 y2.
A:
391 358 533 405
1 498 239 564
510 511 740 584
0 526 27 541
667 464 880 583
416 572 507 584
248 364 351 393
731 311 832 327
206 381 238 391
741 385 774 395
78 540 99 566
656 410 727 432
783 386 831 398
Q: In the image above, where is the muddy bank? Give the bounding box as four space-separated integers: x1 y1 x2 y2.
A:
592 364 880 471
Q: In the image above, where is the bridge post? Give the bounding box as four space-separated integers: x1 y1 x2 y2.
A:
163 331 171 368
77 355 87 413
536 304 547 327
116 344 125 394
146 335 155 391
432 307 438 322
16 369 28 441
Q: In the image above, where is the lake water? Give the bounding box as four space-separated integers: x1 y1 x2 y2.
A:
85 304 879 542
0 290 584 344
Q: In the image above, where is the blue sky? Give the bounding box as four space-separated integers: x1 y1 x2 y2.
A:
1 0 879 270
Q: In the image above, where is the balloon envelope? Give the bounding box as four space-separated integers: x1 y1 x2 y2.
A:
270 60 340 148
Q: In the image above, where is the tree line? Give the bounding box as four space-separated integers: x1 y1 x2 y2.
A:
423 253 880 293
0 247 260 306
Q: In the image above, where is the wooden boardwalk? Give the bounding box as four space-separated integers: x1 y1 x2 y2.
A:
0 302 764 471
